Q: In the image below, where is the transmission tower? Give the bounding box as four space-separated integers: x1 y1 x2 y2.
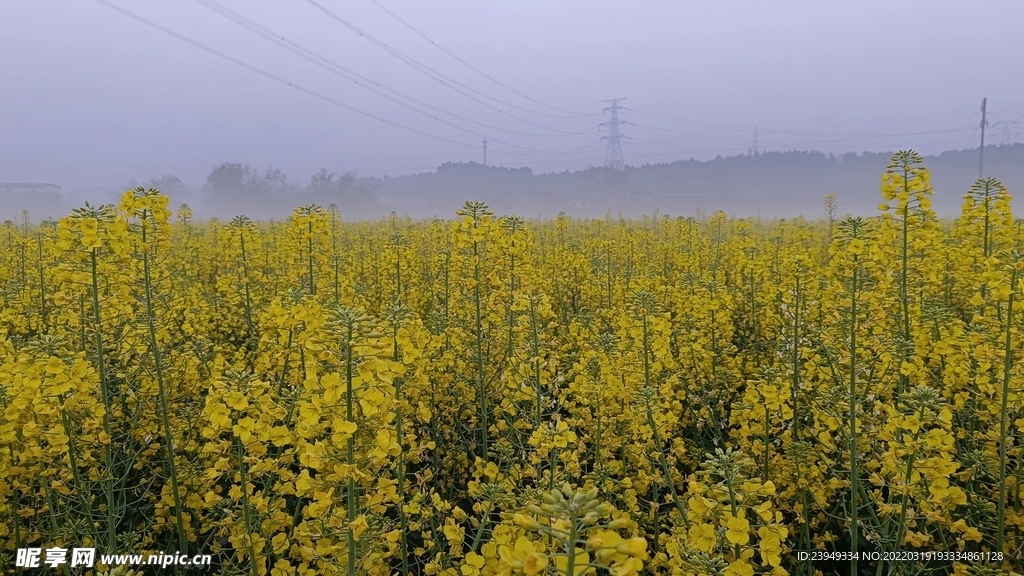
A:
601 98 626 170
979 98 987 178
992 119 1020 145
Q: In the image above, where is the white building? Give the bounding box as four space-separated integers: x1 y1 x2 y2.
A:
0 183 63 219
0 183 61 196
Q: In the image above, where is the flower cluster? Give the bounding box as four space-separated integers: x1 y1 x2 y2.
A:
2 155 1023 576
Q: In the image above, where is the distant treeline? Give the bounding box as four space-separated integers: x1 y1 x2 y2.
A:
157 164 378 219
363 144 1024 218
8 144 1024 221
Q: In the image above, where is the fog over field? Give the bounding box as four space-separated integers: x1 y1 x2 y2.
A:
1 0 1022 220
5 4 1024 574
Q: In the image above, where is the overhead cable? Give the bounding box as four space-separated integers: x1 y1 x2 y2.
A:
365 0 596 118
87 0 479 150
301 0 590 134
193 0 595 141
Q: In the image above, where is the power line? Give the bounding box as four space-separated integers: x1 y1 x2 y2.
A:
630 110 981 139
89 0 598 160
86 0 479 151
661 127 975 150
730 112 979 137
191 0 594 143
628 113 980 144
72 1 996 173
496 142 605 158
626 123 750 145
301 0 589 134
629 110 751 131
364 0 595 118
990 118 1021 145
625 127 979 158
599 104 973 168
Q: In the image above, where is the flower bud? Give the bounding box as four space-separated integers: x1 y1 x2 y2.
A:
606 517 630 530
615 537 648 559
513 513 541 531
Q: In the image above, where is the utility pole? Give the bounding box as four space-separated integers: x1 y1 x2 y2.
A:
751 127 759 156
482 137 487 166
979 98 987 179
601 98 626 171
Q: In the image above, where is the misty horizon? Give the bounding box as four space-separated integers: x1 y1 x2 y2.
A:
3 0 1022 195
6 143 1022 222
37 141 1024 194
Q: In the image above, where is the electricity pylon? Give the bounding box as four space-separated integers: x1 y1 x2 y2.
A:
601 98 626 171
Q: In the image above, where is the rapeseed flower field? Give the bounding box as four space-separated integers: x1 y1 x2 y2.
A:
1 151 1021 575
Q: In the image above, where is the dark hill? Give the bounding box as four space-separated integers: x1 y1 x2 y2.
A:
365 144 1024 219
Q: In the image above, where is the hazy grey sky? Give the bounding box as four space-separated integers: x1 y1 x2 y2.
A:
2 0 1022 189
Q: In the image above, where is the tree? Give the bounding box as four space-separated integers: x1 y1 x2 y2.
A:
128 175 192 204
261 167 294 196
305 168 378 215
307 168 356 198
204 163 294 203
204 163 256 201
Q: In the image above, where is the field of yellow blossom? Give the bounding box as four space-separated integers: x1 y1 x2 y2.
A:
1 150 1022 575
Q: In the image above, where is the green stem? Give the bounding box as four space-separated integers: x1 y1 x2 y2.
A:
507 251 515 362
474 237 487 461
393 323 409 575
726 470 741 559
236 436 259 576
9 446 24 575
470 496 493 552
606 249 613 309
307 221 315 295
345 321 357 576
763 404 770 483
90 249 118 553
240 234 254 336
566 506 578 576
890 404 926 570
142 216 187 554
899 170 911 396
997 267 1016 555
276 329 293 398
37 232 47 329
792 275 802 439
59 404 98 546
796 457 814 576
645 401 689 528
395 246 402 302
530 298 542 428
750 269 760 366
641 314 689 529
850 253 860 576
